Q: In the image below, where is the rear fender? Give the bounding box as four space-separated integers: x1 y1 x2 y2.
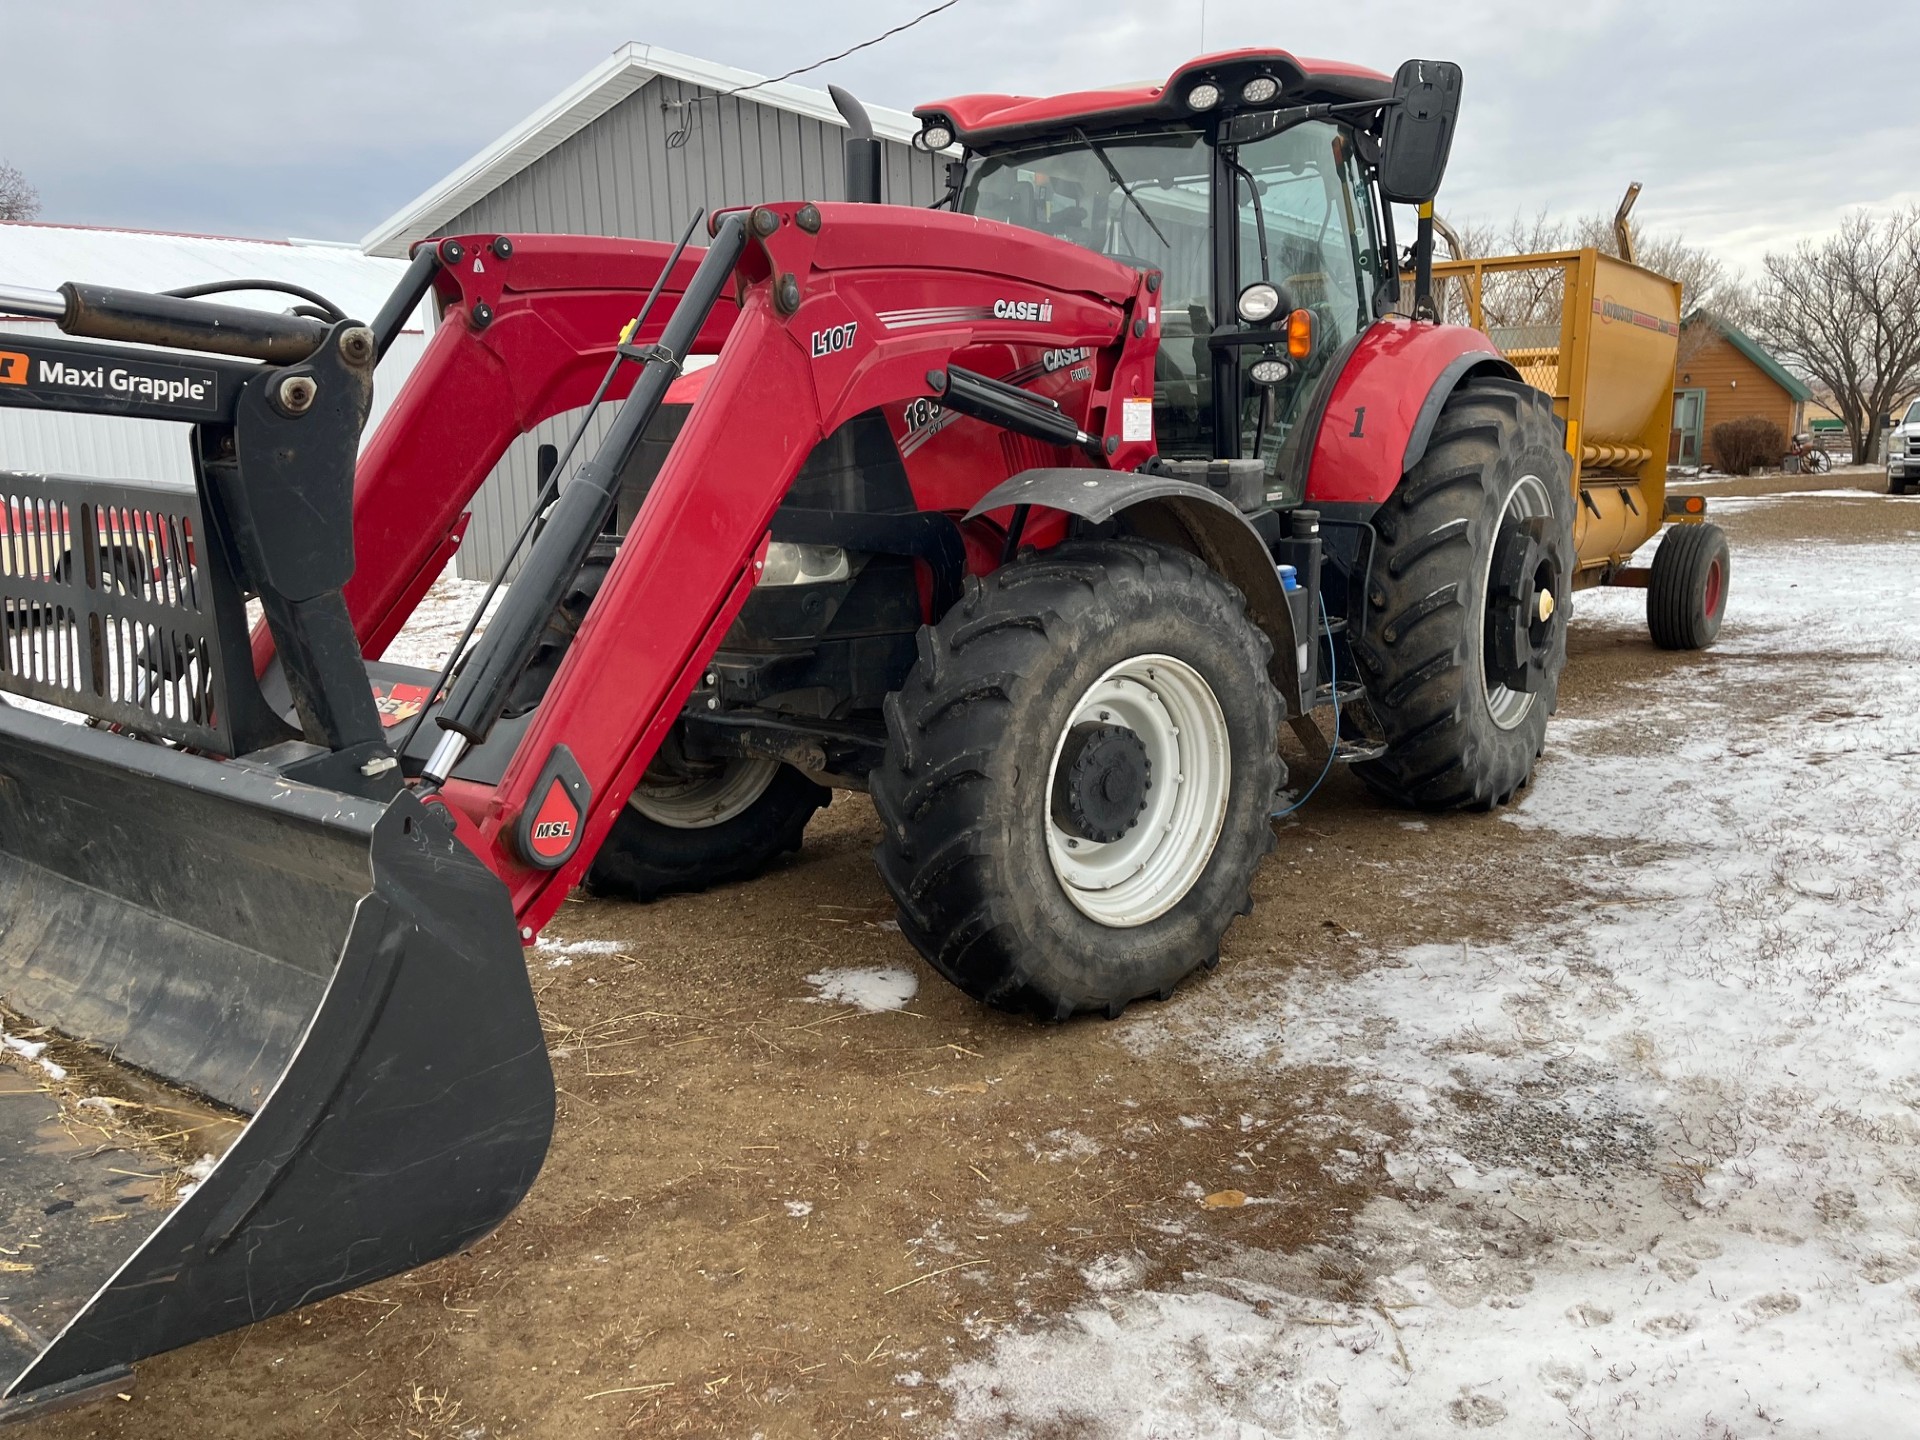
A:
1303 317 1517 509
964 469 1311 720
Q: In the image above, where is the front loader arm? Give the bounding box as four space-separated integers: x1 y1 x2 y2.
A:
338 236 741 661
424 203 1163 934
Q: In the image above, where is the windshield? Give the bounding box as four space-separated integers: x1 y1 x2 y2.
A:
963 129 1216 451
1906 400 1920 427
960 121 1382 474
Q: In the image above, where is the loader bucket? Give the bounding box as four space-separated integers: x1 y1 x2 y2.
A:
0 704 554 1421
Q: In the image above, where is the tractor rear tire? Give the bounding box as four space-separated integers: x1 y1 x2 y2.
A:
584 758 829 902
1349 375 1574 812
1646 522 1730 651
871 538 1282 1020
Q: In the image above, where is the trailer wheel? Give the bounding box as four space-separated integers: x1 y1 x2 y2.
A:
1349 375 1574 811
871 539 1282 1019
1646 522 1730 651
584 757 829 902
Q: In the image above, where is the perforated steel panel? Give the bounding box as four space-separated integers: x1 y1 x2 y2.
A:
0 469 229 748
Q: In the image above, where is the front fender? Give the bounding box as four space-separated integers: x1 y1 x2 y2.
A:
965 469 1313 724
1303 317 1516 508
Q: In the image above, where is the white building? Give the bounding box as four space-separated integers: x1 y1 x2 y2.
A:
0 222 430 485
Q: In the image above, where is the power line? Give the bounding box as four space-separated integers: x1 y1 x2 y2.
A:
726 0 959 99
664 1 960 147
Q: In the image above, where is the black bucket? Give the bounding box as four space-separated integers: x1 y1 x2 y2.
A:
0 704 553 1421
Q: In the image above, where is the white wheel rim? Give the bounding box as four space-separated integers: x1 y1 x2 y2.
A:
1044 654 1232 928
631 756 780 829
1480 471 1555 732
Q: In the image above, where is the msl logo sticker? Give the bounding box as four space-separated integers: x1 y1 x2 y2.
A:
517 745 591 869
10 349 220 412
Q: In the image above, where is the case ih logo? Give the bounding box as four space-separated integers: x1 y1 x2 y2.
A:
0 351 26 385
1041 346 1091 373
994 298 1054 323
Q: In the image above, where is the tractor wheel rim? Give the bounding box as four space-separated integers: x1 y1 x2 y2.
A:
1705 558 1723 618
1044 654 1231 928
1480 471 1556 731
631 756 780 829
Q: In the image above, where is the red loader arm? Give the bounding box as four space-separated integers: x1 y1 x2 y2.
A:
346 204 1163 938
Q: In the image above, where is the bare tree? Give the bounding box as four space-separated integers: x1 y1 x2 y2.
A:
0 162 39 222
1755 207 1920 467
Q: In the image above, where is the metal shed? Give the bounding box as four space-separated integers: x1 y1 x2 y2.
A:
362 44 948 580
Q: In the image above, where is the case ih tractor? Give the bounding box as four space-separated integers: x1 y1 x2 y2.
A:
0 49 1594 1419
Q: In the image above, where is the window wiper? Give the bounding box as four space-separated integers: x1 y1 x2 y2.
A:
1073 127 1169 252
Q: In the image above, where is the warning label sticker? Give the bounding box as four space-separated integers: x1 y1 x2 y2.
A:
1121 396 1153 443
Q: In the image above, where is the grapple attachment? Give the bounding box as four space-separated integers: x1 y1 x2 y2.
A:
0 278 553 1420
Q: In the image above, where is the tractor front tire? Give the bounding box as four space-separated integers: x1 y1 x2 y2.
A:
584 758 829 902
1350 375 1574 811
871 539 1283 1019
1646 521 1730 651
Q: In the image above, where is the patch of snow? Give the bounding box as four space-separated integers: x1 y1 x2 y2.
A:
803 966 919 1013
944 1234 1910 1438
175 1152 219 1201
1025 1129 1101 1164
950 536 1920 1437
1 1033 46 1062
535 936 625 955
379 563 500 672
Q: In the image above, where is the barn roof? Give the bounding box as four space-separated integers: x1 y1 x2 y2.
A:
1684 310 1813 404
0 220 422 330
360 44 932 260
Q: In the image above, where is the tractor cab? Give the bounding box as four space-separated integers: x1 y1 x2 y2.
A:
919 51 1458 505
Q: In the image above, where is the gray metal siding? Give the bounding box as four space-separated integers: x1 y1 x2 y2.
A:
441 79 944 579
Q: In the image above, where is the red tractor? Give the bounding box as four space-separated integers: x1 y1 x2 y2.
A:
0 50 1570 1419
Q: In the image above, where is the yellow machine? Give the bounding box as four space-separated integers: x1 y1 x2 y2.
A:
1426 247 1725 648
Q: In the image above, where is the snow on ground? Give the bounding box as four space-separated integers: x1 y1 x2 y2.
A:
803 966 920 1013
379 562 497 672
943 538 1920 1438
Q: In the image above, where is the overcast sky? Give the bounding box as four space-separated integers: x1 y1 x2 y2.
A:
2 1 1912 276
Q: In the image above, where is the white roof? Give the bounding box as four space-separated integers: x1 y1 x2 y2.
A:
0 221 423 329
361 43 934 259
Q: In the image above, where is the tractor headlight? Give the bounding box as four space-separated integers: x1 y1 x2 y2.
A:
758 542 851 588
1185 82 1222 111
1241 76 1279 104
1236 281 1283 324
917 122 954 151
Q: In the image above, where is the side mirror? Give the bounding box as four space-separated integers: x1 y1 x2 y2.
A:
1379 59 1462 205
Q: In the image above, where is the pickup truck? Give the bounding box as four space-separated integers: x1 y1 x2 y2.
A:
1891 399 1920 494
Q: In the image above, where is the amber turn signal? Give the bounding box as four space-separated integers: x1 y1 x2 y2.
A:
1286 309 1313 360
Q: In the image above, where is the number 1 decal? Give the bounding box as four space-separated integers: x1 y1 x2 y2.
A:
1350 406 1367 439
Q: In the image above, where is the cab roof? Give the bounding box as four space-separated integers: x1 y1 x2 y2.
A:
915 49 1392 150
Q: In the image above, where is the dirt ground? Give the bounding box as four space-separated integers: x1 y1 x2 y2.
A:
26 468 1916 1440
